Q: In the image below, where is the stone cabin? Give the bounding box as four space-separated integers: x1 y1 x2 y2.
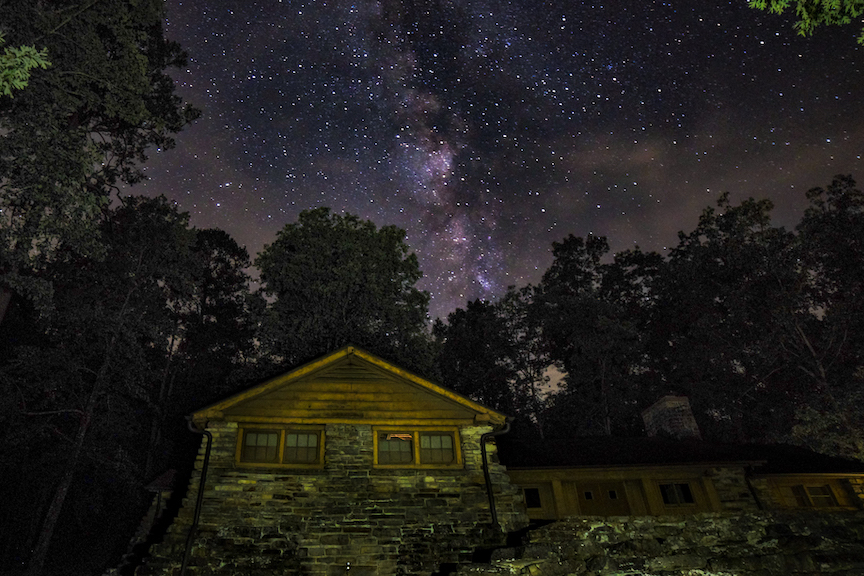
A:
135 355 864 576
138 346 527 576
501 395 864 522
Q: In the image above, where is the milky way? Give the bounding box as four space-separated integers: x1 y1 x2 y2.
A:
135 0 864 319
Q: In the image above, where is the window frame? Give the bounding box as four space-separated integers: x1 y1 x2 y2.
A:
657 481 697 507
792 484 839 508
523 487 543 509
372 426 463 469
236 425 325 468
240 428 281 463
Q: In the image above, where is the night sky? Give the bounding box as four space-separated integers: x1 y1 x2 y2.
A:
134 0 864 320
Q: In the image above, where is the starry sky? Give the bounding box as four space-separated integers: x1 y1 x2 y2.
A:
134 0 864 320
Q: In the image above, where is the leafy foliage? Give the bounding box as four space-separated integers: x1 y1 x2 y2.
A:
254 207 433 375
0 33 50 97
0 197 253 574
433 287 550 437
646 195 806 440
434 299 520 413
788 175 864 458
0 0 198 314
533 236 659 436
748 0 864 43
437 176 864 461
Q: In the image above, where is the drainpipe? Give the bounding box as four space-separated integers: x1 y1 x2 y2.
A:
744 465 765 511
180 417 213 576
480 420 511 530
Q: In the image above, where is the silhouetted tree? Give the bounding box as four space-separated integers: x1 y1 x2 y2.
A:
534 235 650 435
783 176 864 458
254 208 433 376
0 0 198 321
645 195 803 440
434 299 519 413
0 197 249 575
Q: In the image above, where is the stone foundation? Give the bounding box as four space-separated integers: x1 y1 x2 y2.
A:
455 511 864 575
138 422 527 576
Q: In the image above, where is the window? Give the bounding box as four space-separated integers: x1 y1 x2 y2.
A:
237 427 323 467
584 491 594 500
242 430 279 463
373 427 461 468
608 489 618 500
284 432 320 463
524 488 542 509
378 433 414 464
659 483 695 505
792 484 837 507
420 433 455 464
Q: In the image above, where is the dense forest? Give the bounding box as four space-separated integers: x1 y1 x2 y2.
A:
4 183 864 576
2 1 864 574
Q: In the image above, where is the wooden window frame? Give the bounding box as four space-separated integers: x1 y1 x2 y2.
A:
523 487 543 509
236 425 325 469
792 484 839 508
372 426 463 469
240 429 281 463
657 481 697 507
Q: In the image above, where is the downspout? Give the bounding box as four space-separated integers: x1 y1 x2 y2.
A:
744 464 765 511
480 419 511 530
180 418 213 576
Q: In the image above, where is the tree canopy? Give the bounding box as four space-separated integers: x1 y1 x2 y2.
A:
0 0 198 316
254 207 433 375
0 33 50 97
1 196 255 575
435 175 864 460
748 0 864 43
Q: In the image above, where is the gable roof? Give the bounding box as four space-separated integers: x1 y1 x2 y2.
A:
192 346 507 426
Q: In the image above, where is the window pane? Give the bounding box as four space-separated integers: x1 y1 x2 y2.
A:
379 433 413 464
242 431 279 462
676 483 694 504
659 484 673 504
524 488 542 508
807 485 836 507
284 432 319 463
419 433 454 464
791 485 810 507
660 483 694 505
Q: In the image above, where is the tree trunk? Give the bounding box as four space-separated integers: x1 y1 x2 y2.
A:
0 287 12 327
600 357 612 436
26 396 95 576
793 320 864 459
26 274 139 575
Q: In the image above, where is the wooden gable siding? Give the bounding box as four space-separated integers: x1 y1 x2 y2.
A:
223 357 478 423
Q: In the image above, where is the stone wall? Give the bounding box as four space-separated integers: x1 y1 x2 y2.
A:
705 466 761 513
455 511 864 575
748 476 864 510
641 396 702 441
138 422 527 576
843 477 864 506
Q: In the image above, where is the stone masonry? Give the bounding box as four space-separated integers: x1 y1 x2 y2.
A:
704 466 761 513
455 511 864 575
641 396 702 441
138 421 528 576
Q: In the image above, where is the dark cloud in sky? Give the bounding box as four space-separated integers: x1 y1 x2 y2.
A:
134 0 864 319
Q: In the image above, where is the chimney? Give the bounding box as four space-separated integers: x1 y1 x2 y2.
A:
641 395 702 440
